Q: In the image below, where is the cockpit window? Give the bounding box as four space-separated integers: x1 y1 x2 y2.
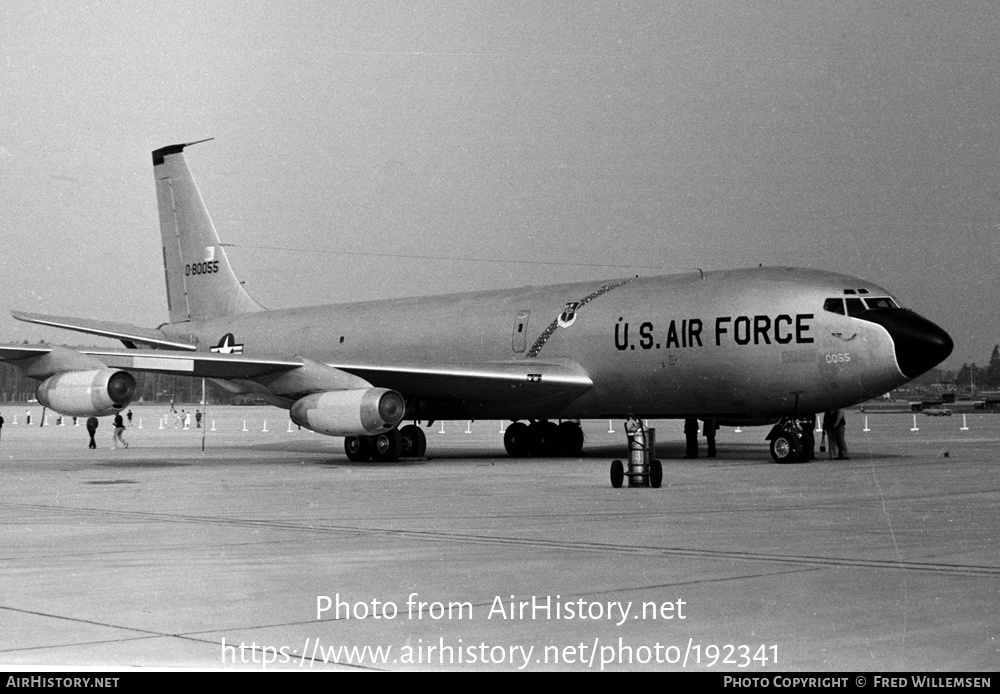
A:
823 298 845 315
864 297 898 310
825 295 900 316
845 298 866 316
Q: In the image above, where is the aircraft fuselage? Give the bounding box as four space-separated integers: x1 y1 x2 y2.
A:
161 266 937 421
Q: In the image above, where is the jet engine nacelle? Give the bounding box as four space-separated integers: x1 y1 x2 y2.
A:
289 388 405 436
36 369 137 417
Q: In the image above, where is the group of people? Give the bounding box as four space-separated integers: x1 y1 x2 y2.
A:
681 409 849 460
165 408 202 429
684 418 719 458
0 405 210 450
84 413 128 449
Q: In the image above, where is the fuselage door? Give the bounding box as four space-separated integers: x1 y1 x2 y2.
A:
512 310 530 353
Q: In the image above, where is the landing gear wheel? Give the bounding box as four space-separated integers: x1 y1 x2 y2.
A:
610 460 624 488
529 420 559 456
344 436 372 462
770 432 802 464
371 428 403 462
504 422 531 457
399 424 427 457
650 459 663 488
557 421 585 456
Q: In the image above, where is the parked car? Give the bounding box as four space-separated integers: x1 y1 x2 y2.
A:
923 406 952 416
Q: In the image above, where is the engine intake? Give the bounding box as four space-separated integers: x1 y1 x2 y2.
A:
290 388 405 436
36 369 137 417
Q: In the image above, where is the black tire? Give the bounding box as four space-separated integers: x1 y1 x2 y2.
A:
344 436 371 462
371 428 402 462
399 424 426 457
610 460 624 488
557 421 585 456
530 420 559 456
412 426 427 457
504 422 531 457
650 459 662 488
770 432 802 464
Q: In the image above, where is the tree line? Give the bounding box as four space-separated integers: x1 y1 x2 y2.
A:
910 345 1000 392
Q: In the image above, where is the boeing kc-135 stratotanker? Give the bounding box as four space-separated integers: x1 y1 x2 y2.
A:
0 141 953 463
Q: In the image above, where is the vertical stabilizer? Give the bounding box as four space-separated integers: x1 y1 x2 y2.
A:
153 140 264 323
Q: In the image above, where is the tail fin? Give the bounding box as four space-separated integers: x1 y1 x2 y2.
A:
153 140 264 324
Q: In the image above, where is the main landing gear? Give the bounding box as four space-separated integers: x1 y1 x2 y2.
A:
502 420 585 457
344 423 427 462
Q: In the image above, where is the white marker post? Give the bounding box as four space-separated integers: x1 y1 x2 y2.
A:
608 420 614 433
910 415 919 432
201 378 207 452
961 414 969 431
863 415 870 432
439 421 446 434
262 421 268 433
465 421 472 434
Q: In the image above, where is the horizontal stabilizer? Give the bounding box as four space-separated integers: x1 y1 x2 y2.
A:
12 311 196 350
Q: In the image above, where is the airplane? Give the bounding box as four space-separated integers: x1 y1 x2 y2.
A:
0 140 953 464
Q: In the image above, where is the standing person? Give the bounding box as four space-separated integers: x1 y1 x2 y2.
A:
702 418 718 458
684 417 699 458
127 410 133 427
822 410 839 459
0 412 4 442
799 414 817 461
25 409 31 425
830 408 848 460
112 412 128 449
195 410 202 428
86 416 99 449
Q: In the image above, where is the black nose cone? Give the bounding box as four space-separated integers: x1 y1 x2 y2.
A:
862 310 953 379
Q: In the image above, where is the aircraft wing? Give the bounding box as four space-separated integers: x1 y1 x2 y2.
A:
0 344 300 379
12 311 197 351
326 359 593 404
79 347 302 378
0 344 592 404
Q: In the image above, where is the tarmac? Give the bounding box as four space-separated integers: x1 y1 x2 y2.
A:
0 405 997 672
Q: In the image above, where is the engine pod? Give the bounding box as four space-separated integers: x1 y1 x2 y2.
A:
36 369 137 417
290 388 405 436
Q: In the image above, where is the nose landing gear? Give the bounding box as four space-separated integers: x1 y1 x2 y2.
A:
765 417 807 464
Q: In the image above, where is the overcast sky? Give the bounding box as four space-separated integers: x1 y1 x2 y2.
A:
2 2 997 369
